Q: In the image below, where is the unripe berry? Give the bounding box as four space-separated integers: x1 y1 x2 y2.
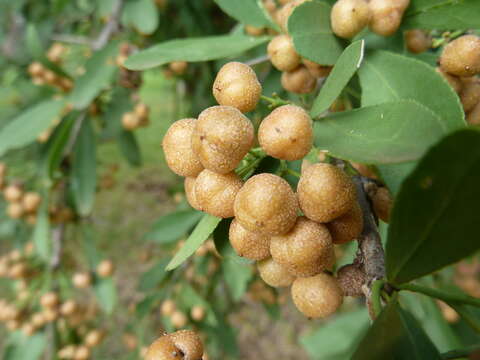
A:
22 192 41 213
163 118 204 177
212 62 262 113
190 306 205 321
58 345 77 359
440 35 480 77
257 257 295 287
96 259 115 278
171 310 188 328
337 264 366 297
405 30 432 54
234 173 298 235
229 219 270 260
72 272 92 289
4 184 23 202
267 35 300 72
331 0 371 39
302 59 332 78
270 217 334 277
459 77 480 113
327 202 363 244
161 299 176 317
122 112 141 130
291 273 343 318
169 61 188 75
134 103 150 119
435 67 463 93
43 308 59 322
9 262 28 279
372 187 392 223
281 66 316 94
258 104 313 160
191 106 254 174
7 202 24 219
40 292 59 309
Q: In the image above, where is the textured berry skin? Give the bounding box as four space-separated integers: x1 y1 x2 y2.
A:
170 330 204 360
440 35 480 77
327 201 363 244
162 118 203 177
372 187 392 223
405 30 431 54
191 106 254 174
297 163 356 223
291 273 343 318
331 0 370 39
435 67 462 93
234 173 298 235
270 217 334 277
467 101 480 125
281 66 316 94
145 335 180 360
212 62 262 113
184 177 202 211
229 219 271 260
258 105 313 161
337 264 366 297
257 257 295 287
369 0 410 37
460 77 480 113
276 0 309 33
267 35 301 72
302 59 332 78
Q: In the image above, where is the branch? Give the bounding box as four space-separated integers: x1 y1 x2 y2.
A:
92 0 125 50
50 224 65 270
51 34 92 46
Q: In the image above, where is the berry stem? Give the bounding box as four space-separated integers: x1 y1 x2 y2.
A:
397 283 480 308
260 94 290 109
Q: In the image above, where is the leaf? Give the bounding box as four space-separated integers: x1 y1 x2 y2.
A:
314 100 448 164
0 99 65 156
222 258 253 301
25 24 44 59
4 332 47 360
124 35 270 70
402 0 480 30
145 210 203 244
81 224 102 268
68 41 119 109
352 301 441 360
214 0 277 29
377 162 416 196
32 202 50 262
117 130 142 167
139 258 170 291
93 277 117 315
288 0 345 65
386 129 480 284
300 308 370 359
121 0 159 35
166 214 222 270
177 284 218 326
311 40 365 117
71 119 97 216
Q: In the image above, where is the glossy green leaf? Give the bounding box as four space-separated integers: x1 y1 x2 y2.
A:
377 162 417 196
311 40 365 117
125 35 270 70
214 0 277 29
121 0 159 35
288 0 345 65
166 214 222 270
402 0 480 30
68 41 118 109
32 202 50 262
352 301 441 360
0 99 65 157
94 277 117 315
139 258 170 291
146 210 203 244
117 130 142 167
71 119 97 216
222 258 252 301
387 129 480 284
314 100 446 164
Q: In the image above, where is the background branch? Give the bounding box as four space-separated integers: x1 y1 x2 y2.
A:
92 0 125 50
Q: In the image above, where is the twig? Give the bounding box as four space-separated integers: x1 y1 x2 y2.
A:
50 224 65 270
92 0 125 50
245 55 269 66
440 345 480 360
51 34 92 46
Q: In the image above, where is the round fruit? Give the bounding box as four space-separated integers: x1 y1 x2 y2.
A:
28 62 44 77
258 104 313 160
331 0 370 39
122 112 141 130
40 292 59 309
145 335 179 360
184 177 202 211
372 187 392 223
327 201 363 244
302 59 332 78
337 264 366 297
74 345 90 360
7 203 24 219
60 300 78 316
169 61 188 75
460 77 480 112
163 118 204 177
229 219 270 260
212 62 262 113
291 273 343 318
405 30 431 54
436 67 462 93
85 329 105 348
281 66 316 94
194 170 243 218
440 35 480 77
170 330 204 360
467 101 480 125
22 192 41 213
276 0 309 33
191 106 254 174
96 259 114 278
267 35 301 72
72 272 92 289
134 103 149 119
245 25 264 36
190 306 205 321
270 217 334 277
4 184 23 202
234 173 298 235
257 257 295 287
171 311 188 328
369 0 410 37
161 299 176 317
297 163 356 223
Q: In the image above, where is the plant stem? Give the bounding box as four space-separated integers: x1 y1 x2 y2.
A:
261 94 290 109
397 283 480 308
370 279 385 317
284 168 301 178
440 345 480 359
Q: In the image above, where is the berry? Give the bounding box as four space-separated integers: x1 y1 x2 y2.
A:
146 335 179 360
60 300 78 317
258 104 313 161
460 77 480 113
169 61 188 75
257 257 295 287
337 264 366 297
122 112 141 130
281 65 316 94
161 299 176 317
190 306 205 321
372 187 392 223
170 330 204 359
405 30 432 54
72 272 92 289
163 118 204 177
368 0 410 37
302 59 332 78
467 101 480 125
276 0 309 33
229 219 271 260
146 331 204 360
440 35 480 77
40 292 59 309
171 311 188 328
184 177 202 211
331 0 371 39
96 259 114 278
436 67 462 93
267 35 301 72
73 346 90 360
7 202 24 219
85 329 105 348
4 184 23 202
22 192 41 213
245 25 265 36
327 201 363 244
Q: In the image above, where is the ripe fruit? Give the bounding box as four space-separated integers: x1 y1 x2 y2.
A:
270 217 334 277
234 173 298 235
134 103 150 119
281 66 316 94
40 292 59 309
245 25 265 36
194 170 242 218
327 202 363 244
191 106 254 174
170 330 204 359
337 264 366 297
229 219 271 260
372 187 392 223
276 0 309 33
162 118 204 177
258 104 313 160
257 257 295 287
267 35 301 72
72 272 92 289
161 299 176 317
4 184 23 202
302 59 332 78
169 61 188 75
435 67 462 93
460 77 480 112
60 300 78 317
122 112 141 130
331 0 370 39
369 0 410 37
171 310 188 328
73 345 90 360
7 203 24 219
190 306 205 321
85 329 105 347
22 192 41 213
184 177 201 211
146 331 204 360
440 35 480 77
405 30 432 54
291 273 343 318
297 163 356 223
145 335 179 360
96 259 114 278
467 101 480 125
212 62 262 113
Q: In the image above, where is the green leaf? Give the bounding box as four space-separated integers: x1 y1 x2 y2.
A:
387 129 480 284
300 308 370 359
32 202 50 262
25 24 44 59
314 100 448 164
124 35 270 70
68 41 119 109
377 162 416 196
93 277 117 315
166 214 222 270
311 40 365 117
0 99 65 157
71 119 97 216
4 332 47 360
81 224 102 268
177 284 218 326
214 0 277 29
402 0 480 30
352 301 441 360
222 258 252 301
117 130 142 167
121 0 159 35
139 258 170 291
145 210 203 244
288 0 345 65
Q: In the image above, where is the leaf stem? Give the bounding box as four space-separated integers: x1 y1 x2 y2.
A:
285 168 301 178
371 279 385 317
440 345 480 360
397 283 480 308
